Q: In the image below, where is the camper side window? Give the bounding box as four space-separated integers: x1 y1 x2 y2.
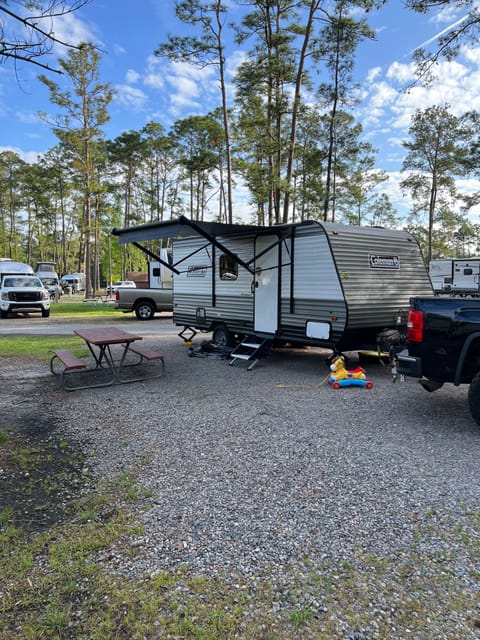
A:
219 255 238 281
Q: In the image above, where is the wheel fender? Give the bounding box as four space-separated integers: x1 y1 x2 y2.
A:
454 332 480 386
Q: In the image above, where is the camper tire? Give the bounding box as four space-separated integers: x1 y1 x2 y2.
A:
468 372 480 425
135 301 155 321
212 324 234 348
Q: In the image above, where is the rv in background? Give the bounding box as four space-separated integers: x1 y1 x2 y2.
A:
429 258 480 296
429 259 453 294
36 261 61 299
61 272 86 293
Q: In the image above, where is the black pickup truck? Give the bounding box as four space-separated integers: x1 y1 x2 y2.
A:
397 296 480 424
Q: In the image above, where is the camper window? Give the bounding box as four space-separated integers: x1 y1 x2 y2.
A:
219 255 238 281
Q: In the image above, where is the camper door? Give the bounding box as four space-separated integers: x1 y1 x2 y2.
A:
254 235 279 334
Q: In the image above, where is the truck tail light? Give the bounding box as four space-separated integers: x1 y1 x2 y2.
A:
407 309 424 342
115 290 120 300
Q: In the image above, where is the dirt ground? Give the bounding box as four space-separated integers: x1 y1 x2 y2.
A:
0 357 89 532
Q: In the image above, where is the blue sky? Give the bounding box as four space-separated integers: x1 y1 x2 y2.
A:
1 0 480 222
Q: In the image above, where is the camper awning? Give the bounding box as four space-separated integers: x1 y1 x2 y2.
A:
111 215 265 244
111 216 316 275
112 216 274 275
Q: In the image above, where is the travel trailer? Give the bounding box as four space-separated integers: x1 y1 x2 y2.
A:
61 272 86 292
429 258 480 296
428 259 453 294
113 216 433 353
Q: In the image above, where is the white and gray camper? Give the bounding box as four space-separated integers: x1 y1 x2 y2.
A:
428 257 480 296
113 217 433 355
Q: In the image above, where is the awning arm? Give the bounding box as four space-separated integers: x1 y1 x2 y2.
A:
187 219 255 275
132 242 180 275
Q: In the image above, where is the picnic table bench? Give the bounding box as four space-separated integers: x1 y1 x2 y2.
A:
50 327 165 391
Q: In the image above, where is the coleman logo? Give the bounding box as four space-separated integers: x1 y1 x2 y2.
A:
187 265 207 277
369 254 400 270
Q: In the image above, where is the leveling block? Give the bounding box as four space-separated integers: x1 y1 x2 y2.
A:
328 354 373 390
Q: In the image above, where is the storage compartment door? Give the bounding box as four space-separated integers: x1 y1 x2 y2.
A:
254 235 279 334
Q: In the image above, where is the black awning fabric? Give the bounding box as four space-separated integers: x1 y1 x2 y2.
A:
110 216 313 275
111 215 264 244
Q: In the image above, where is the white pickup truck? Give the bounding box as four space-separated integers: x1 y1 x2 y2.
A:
0 274 51 318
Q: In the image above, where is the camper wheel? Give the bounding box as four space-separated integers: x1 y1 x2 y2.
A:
212 324 235 348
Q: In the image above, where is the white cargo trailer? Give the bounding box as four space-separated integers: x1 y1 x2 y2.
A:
113 216 433 354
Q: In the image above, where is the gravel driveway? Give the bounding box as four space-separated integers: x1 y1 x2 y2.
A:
2 338 480 637
15 339 478 565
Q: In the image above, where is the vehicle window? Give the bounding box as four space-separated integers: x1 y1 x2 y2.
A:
219 255 238 281
4 277 42 288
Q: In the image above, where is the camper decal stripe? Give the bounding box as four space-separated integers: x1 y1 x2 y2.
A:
369 254 400 270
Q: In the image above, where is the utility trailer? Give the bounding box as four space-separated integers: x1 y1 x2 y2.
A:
113 217 433 358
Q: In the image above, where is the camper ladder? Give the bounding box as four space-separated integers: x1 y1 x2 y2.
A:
229 335 272 370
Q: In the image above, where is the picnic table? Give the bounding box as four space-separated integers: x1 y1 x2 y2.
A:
50 326 164 390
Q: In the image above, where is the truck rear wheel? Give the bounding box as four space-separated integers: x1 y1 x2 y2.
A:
135 301 155 320
468 372 480 425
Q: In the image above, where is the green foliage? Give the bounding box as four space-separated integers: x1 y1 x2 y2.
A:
2 1 479 276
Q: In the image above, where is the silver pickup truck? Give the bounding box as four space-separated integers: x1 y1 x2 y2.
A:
114 287 173 320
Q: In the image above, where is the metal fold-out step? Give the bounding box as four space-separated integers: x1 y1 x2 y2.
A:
229 335 272 370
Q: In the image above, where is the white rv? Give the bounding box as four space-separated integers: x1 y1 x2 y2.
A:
61 272 86 292
451 259 480 295
113 217 433 353
148 249 173 288
428 259 454 294
428 258 480 296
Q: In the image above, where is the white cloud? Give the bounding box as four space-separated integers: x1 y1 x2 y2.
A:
126 69 141 84
50 12 98 49
366 66 382 83
16 111 41 125
0 146 44 163
115 85 148 111
386 61 416 84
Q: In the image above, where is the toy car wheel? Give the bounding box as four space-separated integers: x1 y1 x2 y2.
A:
332 381 341 389
468 371 480 425
366 381 373 389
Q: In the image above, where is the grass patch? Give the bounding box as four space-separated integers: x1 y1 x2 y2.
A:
0 335 88 361
50 301 120 318
1 491 480 639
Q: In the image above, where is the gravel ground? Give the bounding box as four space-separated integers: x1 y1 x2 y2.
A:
2 339 480 636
